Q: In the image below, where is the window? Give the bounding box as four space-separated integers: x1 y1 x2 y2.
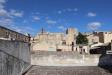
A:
57 49 62 51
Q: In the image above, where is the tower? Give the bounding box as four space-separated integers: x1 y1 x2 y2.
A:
66 28 78 46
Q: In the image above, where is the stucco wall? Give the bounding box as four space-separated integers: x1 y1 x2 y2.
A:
31 51 101 66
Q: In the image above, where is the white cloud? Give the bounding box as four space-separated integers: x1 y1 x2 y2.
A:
88 12 96 17
0 0 28 34
57 8 78 15
0 4 3 8
74 8 78 11
33 16 40 21
0 19 18 33
0 0 5 9
0 0 35 35
58 10 62 14
36 12 40 15
23 20 27 23
0 18 22 33
0 18 35 35
0 9 9 17
58 25 66 31
0 0 6 3
87 22 102 30
0 0 6 11
17 26 36 35
67 8 72 11
0 0 24 18
10 9 23 17
46 20 57 25
0 18 13 26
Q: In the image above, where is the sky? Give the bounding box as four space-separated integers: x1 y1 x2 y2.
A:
0 0 112 36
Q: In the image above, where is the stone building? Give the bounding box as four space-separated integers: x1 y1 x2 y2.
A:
87 34 99 45
93 31 112 43
31 28 78 51
83 32 99 45
66 28 78 46
0 26 30 43
83 31 112 45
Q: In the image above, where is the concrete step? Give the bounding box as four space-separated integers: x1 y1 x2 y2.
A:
25 66 112 75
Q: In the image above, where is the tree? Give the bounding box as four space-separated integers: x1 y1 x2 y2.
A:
76 32 88 44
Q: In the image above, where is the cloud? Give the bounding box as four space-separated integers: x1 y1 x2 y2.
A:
67 8 72 11
0 9 24 18
88 12 96 17
33 16 40 21
10 9 23 17
58 10 62 14
73 8 78 11
87 22 102 30
0 0 7 16
18 26 36 35
58 25 66 31
0 0 24 18
0 18 22 33
0 18 13 27
0 0 6 9
0 18 35 35
36 12 40 15
57 8 78 15
46 20 57 25
0 0 6 3
0 0 35 35
0 9 9 17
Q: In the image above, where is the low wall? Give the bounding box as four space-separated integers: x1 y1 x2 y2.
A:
31 51 101 66
0 51 29 75
0 39 30 63
0 39 31 75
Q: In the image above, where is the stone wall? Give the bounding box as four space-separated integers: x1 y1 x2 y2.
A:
31 51 101 66
0 26 30 43
0 39 30 63
0 39 31 75
0 51 29 75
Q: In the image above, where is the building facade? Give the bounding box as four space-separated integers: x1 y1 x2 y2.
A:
31 28 78 51
0 26 30 43
83 32 99 45
93 31 112 43
87 34 99 45
83 31 112 45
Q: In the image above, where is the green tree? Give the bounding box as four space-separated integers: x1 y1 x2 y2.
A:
76 32 88 44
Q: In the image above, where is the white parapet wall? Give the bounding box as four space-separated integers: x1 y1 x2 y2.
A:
31 51 101 66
